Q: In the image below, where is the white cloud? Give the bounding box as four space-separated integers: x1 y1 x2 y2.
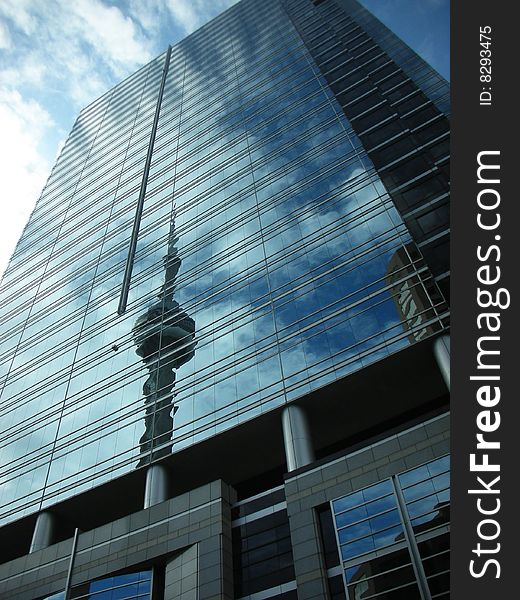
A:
0 21 12 49
0 0 37 36
165 0 200 33
0 90 53 277
0 0 240 279
68 0 154 77
165 0 239 34
0 56 47 89
1 0 155 104
0 0 163 278
128 0 168 36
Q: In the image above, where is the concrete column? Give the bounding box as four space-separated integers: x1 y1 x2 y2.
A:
30 511 56 553
433 335 450 391
164 544 198 600
282 404 315 472
144 463 170 509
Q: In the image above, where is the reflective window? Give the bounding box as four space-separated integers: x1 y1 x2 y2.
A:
331 454 450 599
232 505 295 597
71 570 152 600
0 0 449 527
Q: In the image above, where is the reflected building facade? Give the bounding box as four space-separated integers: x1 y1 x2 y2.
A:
0 0 450 599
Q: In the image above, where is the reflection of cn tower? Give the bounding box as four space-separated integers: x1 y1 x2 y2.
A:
133 209 196 468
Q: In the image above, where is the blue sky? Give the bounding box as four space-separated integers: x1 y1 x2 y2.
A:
0 0 449 279
361 0 449 80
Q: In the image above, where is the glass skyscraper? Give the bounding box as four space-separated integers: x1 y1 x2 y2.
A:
0 1 450 599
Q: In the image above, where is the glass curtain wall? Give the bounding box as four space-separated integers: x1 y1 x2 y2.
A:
0 0 447 527
331 455 450 599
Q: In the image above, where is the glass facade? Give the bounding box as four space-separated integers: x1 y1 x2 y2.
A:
0 0 449 532
284 0 450 298
71 571 152 600
331 455 450 599
232 486 295 597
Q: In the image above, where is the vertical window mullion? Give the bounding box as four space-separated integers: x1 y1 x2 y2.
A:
392 475 433 600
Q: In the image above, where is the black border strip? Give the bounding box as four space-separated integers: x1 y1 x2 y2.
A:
452 1 517 596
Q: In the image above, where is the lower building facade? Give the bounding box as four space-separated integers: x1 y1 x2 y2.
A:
0 0 450 597
0 333 450 599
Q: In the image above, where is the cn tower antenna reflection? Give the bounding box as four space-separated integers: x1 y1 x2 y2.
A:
133 207 196 467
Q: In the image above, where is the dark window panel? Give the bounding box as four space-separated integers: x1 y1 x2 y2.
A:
327 61 362 84
354 46 380 63
232 487 286 519
361 118 405 148
318 45 346 64
369 136 417 167
413 119 449 146
420 237 450 276
243 510 289 537
344 548 413 584
360 54 388 73
347 92 383 118
419 532 450 560
336 80 373 105
313 36 341 55
354 103 395 131
395 93 429 115
418 204 450 233
384 81 416 102
370 63 400 82
350 40 373 58
328 68 365 91
426 571 450 596
241 565 295 596
321 54 351 74
378 72 408 93
403 105 440 129
371 582 422 599
381 153 432 188
270 592 298 600
437 160 450 180
338 26 363 44
328 575 347 600
395 173 448 210
317 505 341 568
426 138 450 162
347 564 417 599
343 32 370 49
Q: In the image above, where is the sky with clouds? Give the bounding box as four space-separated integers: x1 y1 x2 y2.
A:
0 0 448 280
